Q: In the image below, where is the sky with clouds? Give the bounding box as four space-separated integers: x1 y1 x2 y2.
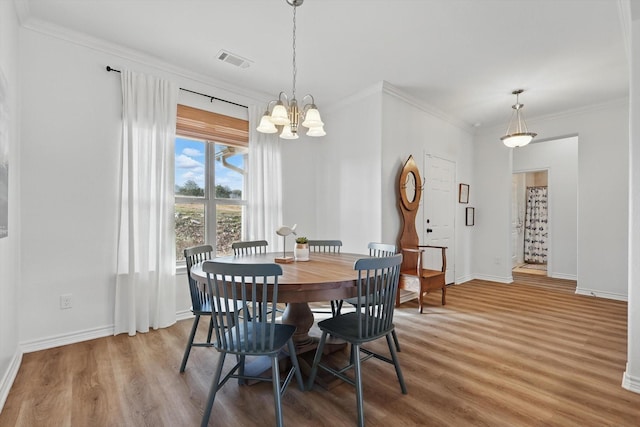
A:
175 137 244 192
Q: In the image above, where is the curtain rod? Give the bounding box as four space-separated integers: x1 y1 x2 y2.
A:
105 66 248 109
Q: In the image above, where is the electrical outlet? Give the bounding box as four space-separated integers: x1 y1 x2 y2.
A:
60 294 72 309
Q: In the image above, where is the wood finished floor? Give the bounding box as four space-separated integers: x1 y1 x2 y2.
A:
2 272 639 426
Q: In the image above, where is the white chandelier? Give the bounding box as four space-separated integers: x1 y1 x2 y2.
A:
500 89 536 148
256 0 326 139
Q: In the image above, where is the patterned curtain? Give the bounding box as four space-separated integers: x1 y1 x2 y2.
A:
524 186 548 264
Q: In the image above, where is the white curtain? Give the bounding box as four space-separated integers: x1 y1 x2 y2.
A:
246 105 283 252
114 69 179 336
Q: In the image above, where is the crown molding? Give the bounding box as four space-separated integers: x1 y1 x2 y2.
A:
527 97 629 126
323 81 385 114
479 96 629 134
323 80 473 134
19 14 272 107
13 0 30 25
381 81 474 134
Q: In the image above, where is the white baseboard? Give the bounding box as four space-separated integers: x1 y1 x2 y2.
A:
623 370 640 394
455 274 474 284
575 287 628 301
20 325 115 354
176 309 194 321
0 348 22 412
20 310 194 354
551 272 577 280
473 273 513 284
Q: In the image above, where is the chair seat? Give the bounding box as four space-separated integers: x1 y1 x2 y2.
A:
220 322 297 355
317 312 394 345
343 290 392 308
401 268 443 279
192 299 245 315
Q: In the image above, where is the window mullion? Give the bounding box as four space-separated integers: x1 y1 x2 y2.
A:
205 141 217 252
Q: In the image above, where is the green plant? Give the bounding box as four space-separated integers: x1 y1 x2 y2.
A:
295 237 308 244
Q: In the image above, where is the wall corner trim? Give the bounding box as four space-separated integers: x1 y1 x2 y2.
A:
622 370 640 394
0 348 23 412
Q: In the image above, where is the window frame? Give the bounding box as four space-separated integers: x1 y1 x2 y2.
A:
175 104 249 266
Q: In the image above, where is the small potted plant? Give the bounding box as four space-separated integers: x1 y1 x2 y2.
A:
294 237 310 261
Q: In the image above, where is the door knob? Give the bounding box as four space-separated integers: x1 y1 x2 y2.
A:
426 228 433 233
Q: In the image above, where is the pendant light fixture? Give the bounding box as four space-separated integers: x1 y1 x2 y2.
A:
256 0 326 139
500 89 536 148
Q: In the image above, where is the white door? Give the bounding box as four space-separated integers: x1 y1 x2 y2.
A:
423 154 455 284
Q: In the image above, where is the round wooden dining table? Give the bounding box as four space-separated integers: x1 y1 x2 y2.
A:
189 251 367 353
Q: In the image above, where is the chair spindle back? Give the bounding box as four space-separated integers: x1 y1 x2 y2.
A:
232 240 269 256
184 245 214 312
308 239 342 253
353 254 403 339
203 261 283 354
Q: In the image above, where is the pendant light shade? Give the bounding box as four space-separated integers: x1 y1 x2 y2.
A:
256 113 278 133
501 89 536 148
306 125 326 137
280 124 299 140
270 102 290 126
301 106 324 128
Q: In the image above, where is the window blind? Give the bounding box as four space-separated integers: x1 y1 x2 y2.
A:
176 104 249 147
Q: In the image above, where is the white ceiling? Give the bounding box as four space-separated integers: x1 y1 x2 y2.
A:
19 0 629 130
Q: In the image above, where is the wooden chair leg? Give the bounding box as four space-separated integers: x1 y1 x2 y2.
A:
418 291 424 314
442 286 446 305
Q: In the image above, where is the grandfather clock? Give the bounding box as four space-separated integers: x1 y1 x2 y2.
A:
397 155 447 313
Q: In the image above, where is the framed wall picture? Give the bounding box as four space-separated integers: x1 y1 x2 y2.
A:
459 183 469 203
466 207 475 226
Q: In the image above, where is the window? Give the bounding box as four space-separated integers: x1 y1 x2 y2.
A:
174 105 249 262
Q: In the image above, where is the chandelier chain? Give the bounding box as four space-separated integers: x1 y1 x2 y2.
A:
292 4 297 99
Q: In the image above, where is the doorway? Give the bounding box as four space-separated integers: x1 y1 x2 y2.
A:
511 135 578 280
512 170 548 275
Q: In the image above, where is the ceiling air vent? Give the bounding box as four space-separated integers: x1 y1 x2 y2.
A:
217 50 252 69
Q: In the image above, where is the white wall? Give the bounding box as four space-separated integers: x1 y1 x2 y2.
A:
623 0 640 395
302 81 475 281
513 136 578 279
306 84 384 252
471 125 514 282
0 0 21 409
18 26 262 349
475 100 629 299
380 84 475 283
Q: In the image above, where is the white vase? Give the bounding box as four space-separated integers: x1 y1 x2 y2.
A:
294 243 310 261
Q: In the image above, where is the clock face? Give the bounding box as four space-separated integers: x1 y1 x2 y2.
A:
400 156 421 211
405 172 416 203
